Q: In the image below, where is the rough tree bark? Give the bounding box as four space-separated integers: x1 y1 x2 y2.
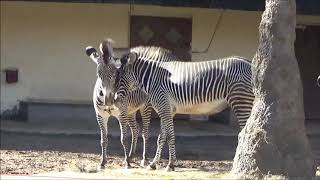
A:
231 0 316 178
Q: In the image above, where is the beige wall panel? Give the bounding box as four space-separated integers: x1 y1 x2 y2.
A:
192 10 261 61
1 1 319 113
1 1 130 112
297 15 320 26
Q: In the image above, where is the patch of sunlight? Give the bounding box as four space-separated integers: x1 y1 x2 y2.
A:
46 162 320 179
263 175 286 179
67 159 98 173
41 166 231 179
99 168 227 179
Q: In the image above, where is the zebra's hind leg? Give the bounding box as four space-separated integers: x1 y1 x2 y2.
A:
165 119 176 172
140 106 152 167
227 87 254 129
96 114 108 169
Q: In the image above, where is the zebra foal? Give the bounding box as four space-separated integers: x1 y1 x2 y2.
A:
85 39 153 169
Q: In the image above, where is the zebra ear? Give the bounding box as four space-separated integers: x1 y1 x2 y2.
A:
120 55 128 65
99 38 115 63
127 52 138 64
85 46 99 64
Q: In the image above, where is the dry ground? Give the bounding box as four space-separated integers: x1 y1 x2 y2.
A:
0 130 237 178
1 128 320 179
1 150 232 179
2 150 319 179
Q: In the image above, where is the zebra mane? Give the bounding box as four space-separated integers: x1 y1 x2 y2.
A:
129 46 251 64
226 56 251 63
130 46 180 62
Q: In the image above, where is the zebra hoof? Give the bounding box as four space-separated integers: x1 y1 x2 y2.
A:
140 160 148 167
165 165 175 172
99 161 106 170
99 165 105 170
146 164 156 170
124 163 132 169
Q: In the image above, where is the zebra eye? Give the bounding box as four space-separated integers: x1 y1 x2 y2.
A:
99 90 103 96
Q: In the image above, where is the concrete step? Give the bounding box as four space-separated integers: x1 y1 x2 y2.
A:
18 99 236 124
19 99 98 130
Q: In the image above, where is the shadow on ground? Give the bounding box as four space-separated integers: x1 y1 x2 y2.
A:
2 131 320 165
1 131 238 161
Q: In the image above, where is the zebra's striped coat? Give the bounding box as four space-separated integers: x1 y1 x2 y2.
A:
114 47 254 171
86 41 154 169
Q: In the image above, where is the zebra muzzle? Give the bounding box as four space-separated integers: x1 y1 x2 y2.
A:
104 93 115 106
105 107 112 114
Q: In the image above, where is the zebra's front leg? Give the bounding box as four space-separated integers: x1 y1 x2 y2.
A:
154 105 176 171
119 120 131 169
147 126 167 170
140 106 152 167
96 114 108 169
127 114 139 163
147 100 176 171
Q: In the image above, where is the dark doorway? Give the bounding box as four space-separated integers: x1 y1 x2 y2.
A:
130 15 192 61
295 25 320 121
130 15 192 120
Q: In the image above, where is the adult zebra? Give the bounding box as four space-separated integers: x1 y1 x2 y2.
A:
85 40 153 169
113 47 254 171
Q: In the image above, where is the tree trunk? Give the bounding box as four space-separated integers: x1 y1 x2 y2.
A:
231 0 316 178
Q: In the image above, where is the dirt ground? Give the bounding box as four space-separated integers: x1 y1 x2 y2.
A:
1 131 235 177
0 150 232 175
1 131 319 178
